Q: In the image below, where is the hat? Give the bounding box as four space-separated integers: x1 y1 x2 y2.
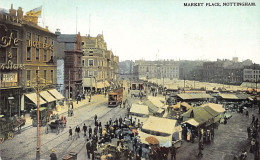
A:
51 149 55 152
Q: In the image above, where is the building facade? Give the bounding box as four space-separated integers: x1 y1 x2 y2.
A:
243 64 260 83
56 30 83 100
81 34 119 92
133 60 179 80
0 5 58 116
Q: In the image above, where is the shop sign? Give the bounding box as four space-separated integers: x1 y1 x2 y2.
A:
1 72 17 83
28 40 54 51
0 24 26 70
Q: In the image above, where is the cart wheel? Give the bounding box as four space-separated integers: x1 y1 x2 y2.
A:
0 135 5 143
45 125 49 134
8 131 14 140
56 126 60 135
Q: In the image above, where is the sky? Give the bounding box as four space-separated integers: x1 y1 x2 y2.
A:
1 0 260 63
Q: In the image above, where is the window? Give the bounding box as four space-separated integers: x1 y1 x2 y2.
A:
36 48 39 60
27 47 31 60
88 59 94 66
44 37 47 43
27 32 31 39
44 70 47 82
44 50 47 61
51 70 54 83
88 71 93 77
51 51 54 60
37 35 40 41
51 39 54 45
27 70 31 81
82 59 85 66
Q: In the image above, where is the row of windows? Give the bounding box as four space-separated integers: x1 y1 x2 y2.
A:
26 70 54 84
82 59 106 67
26 47 53 61
26 32 54 45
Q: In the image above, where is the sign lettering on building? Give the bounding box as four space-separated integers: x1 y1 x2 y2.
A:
0 24 25 70
1 72 17 83
28 39 54 51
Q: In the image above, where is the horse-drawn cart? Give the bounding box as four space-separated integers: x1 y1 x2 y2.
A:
0 115 26 143
45 116 66 135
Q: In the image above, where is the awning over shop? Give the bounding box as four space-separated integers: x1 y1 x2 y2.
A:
48 89 65 100
25 93 47 105
83 78 96 88
40 91 56 102
105 80 110 87
96 82 105 88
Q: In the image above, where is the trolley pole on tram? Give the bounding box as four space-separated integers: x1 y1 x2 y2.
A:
36 66 40 160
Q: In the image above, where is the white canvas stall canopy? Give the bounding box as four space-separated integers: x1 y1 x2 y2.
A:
130 104 149 115
148 96 165 108
142 116 177 135
183 118 200 127
40 91 56 103
105 80 110 87
138 130 173 147
201 103 226 113
48 89 65 100
25 93 47 105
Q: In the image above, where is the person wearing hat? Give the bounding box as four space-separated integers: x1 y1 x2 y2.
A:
50 149 57 160
86 139 91 159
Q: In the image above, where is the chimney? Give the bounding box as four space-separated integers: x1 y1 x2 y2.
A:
9 4 17 17
17 7 23 19
55 29 61 36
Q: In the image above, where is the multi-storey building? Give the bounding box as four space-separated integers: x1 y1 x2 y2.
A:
243 64 260 83
0 5 58 116
133 60 179 80
81 34 119 93
56 30 83 99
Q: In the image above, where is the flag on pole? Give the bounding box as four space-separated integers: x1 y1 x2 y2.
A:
27 6 42 17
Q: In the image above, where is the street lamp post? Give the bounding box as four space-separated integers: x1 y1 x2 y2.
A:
193 75 195 89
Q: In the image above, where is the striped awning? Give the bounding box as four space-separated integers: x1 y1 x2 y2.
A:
40 91 56 102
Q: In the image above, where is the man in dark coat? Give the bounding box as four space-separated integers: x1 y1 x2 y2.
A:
68 127 72 141
89 126 92 139
86 139 91 159
83 124 87 137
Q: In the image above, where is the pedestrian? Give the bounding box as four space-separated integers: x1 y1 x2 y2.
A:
68 127 72 141
170 146 176 160
83 123 87 137
89 126 92 139
246 110 249 117
50 149 57 160
198 141 203 157
109 118 112 125
75 125 80 139
252 114 255 125
86 139 91 159
211 127 214 140
247 127 251 139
